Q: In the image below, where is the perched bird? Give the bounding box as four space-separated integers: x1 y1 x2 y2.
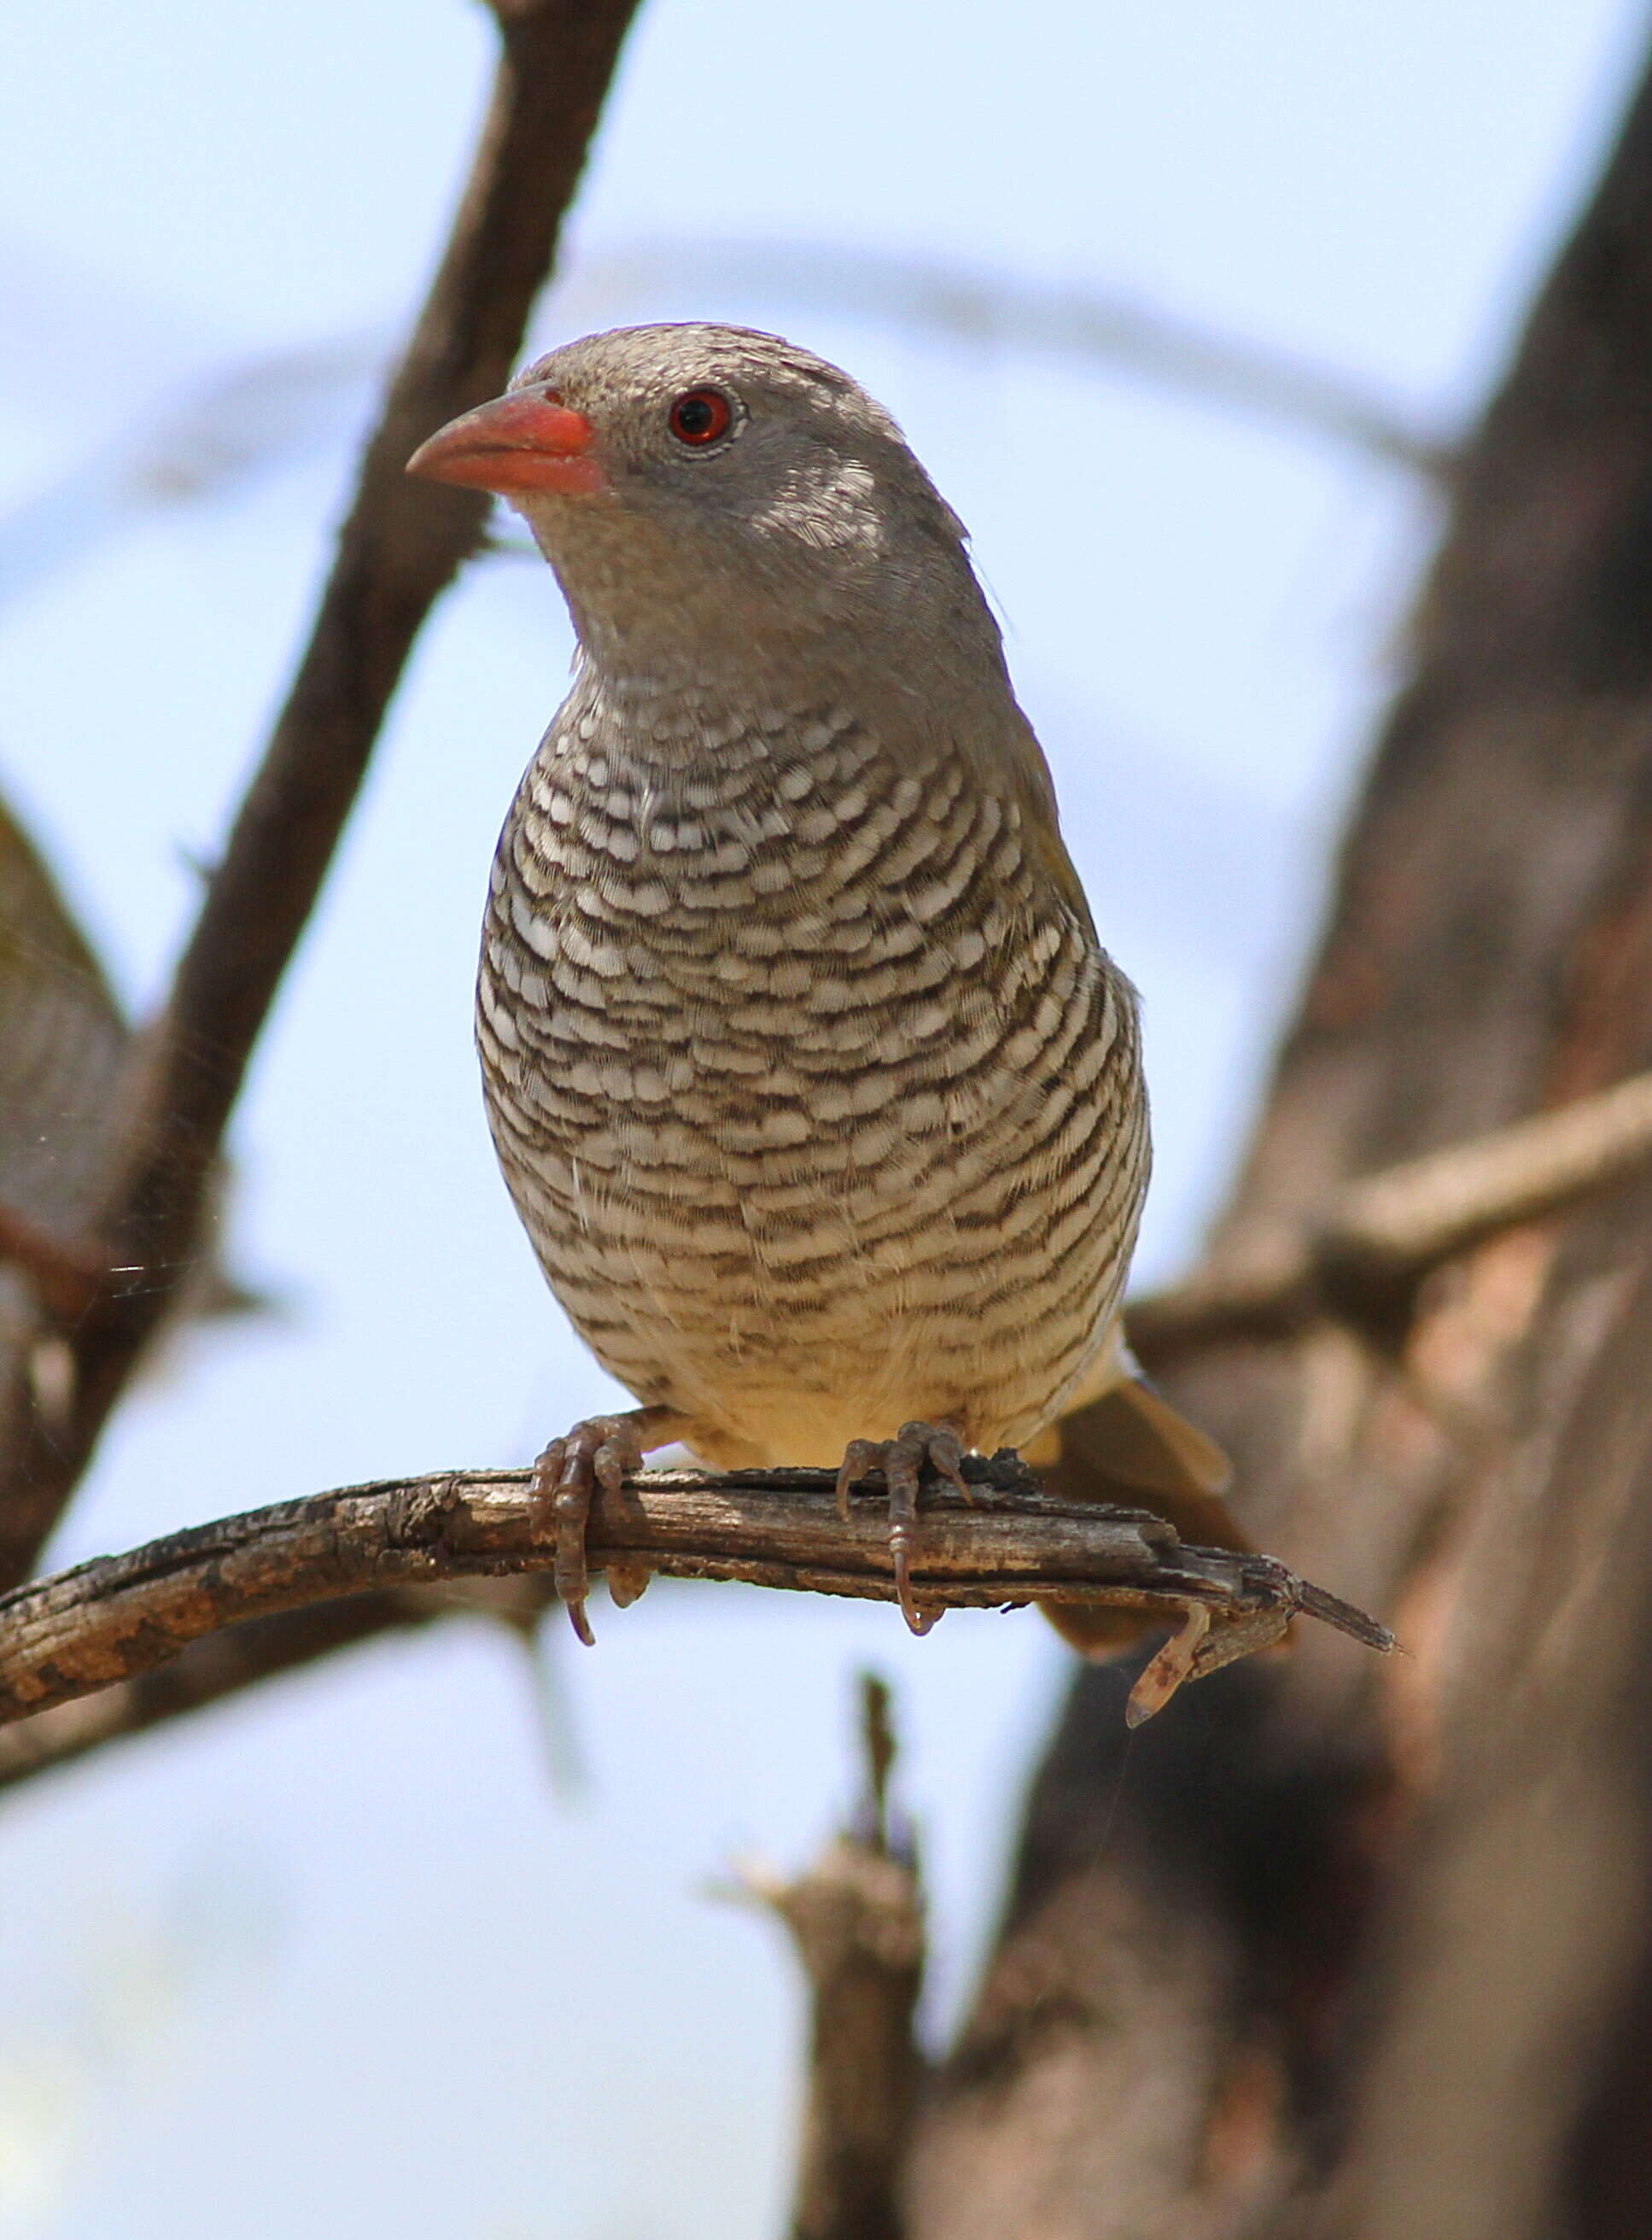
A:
408 324 1234 1647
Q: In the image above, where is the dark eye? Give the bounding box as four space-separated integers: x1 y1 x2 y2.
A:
668 388 733 447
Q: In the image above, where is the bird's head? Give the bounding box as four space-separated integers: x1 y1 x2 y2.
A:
408 323 1006 699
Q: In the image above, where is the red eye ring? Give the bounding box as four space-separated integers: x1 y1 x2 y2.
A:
668 388 733 447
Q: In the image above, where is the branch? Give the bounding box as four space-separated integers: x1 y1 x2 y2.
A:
0 329 386 608
0 0 645 1589
0 1459 1392 1735
1129 1065 1652 1361
0 1584 545 1792
0 237 1446 617
724 1674 927 2240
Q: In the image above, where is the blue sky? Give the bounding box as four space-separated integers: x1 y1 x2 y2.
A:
0 2 1644 2232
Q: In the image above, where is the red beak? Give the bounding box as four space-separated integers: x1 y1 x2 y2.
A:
406 388 605 497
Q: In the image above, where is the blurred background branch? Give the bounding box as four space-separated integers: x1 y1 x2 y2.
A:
0 0 645 1591
0 1582 552 1793
1128 1063 1652 1360
577 242 1452 476
0 243 1443 611
722 1673 927 2240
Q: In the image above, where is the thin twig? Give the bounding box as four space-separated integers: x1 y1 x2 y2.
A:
0 0 645 1590
0 1459 1392 1733
1129 1067 1652 1361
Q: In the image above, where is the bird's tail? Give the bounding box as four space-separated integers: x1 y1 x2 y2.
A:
1024 1333 1253 1659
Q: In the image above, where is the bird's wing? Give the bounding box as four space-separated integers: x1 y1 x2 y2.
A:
1001 710 1100 936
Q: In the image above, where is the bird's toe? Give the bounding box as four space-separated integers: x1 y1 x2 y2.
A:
837 1419 971 1638
532 1413 650 1647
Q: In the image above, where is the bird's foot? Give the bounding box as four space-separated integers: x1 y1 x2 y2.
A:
835 1419 972 1636
532 1411 657 1646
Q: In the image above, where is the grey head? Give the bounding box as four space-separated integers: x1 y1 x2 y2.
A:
410 323 1017 715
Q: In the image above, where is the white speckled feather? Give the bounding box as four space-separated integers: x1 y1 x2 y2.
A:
481 666 1147 1470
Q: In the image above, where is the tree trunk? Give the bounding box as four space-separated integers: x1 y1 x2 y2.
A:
907 32 1652 2240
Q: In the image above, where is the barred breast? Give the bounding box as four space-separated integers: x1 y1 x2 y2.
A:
476 670 1148 1471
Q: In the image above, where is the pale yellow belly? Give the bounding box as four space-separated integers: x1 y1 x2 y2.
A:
509 1117 1134 1467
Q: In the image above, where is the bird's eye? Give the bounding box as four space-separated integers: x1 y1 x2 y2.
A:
668 389 733 447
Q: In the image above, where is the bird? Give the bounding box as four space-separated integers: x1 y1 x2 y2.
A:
407 323 1236 1649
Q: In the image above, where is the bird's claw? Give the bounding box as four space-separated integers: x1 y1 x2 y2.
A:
835 1419 971 1636
532 1415 648 1646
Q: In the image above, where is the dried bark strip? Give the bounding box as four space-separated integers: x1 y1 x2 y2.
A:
0 1459 1391 1729
0 0 645 1590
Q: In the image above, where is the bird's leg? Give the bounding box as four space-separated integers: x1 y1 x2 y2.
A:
835 1418 972 1637
532 1404 686 1646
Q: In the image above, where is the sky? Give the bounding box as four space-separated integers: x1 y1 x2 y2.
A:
0 1 1645 2233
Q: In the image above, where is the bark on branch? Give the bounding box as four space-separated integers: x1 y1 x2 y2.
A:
0 0 644 1590
0 1458 1391 1734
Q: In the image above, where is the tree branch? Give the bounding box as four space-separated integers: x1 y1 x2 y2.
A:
0 1585 544 1792
912 50 1652 2233
1128 1064 1652 1360
0 1459 1391 1735
0 0 645 1593
0 239 1445 612
724 1674 927 2240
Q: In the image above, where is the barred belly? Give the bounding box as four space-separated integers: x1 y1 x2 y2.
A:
476 680 1149 1469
